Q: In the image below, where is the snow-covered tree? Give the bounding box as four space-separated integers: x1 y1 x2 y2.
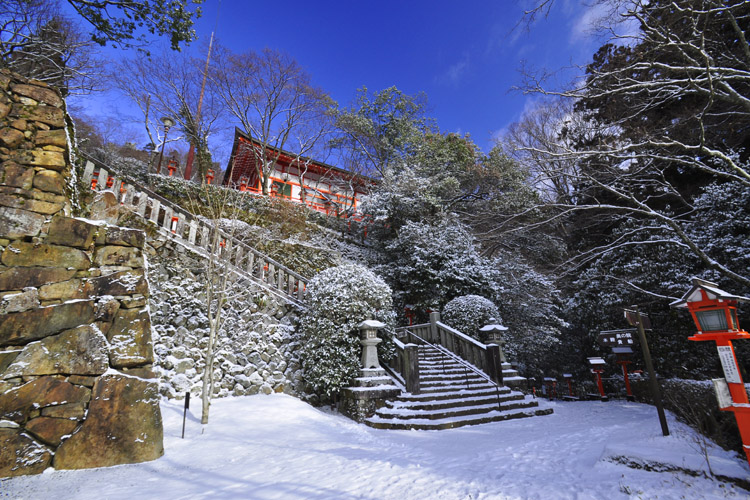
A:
442 295 501 340
378 219 496 317
300 264 396 401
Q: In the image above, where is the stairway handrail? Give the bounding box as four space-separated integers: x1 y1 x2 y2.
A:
78 153 308 304
404 329 507 413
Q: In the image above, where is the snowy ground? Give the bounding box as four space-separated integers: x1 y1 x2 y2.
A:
2 395 749 500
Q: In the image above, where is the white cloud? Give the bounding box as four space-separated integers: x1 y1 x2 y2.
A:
436 53 471 86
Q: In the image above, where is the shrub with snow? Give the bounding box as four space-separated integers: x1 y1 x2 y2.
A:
300 264 395 401
442 295 501 340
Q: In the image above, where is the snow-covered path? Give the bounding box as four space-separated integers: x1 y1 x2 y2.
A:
2 394 748 499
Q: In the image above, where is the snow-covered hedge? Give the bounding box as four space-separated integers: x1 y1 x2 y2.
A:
300 264 395 401
442 295 501 340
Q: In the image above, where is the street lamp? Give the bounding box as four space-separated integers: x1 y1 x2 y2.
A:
671 277 750 466
155 116 175 175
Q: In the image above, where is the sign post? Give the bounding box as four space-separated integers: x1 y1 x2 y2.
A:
623 306 670 436
182 391 190 439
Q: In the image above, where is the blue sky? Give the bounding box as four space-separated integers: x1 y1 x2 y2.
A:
68 0 606 165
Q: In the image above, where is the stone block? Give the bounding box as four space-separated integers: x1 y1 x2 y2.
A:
119 297 146 311
88 191 120 225
3 325 109 378
94 296 120 322
94 246 142 268
0 429 52 477
1 161 34 187
1 162 34 189
0 102 9 119
0 376 90 423
38 278 92 301
0 347 22 373
1 241 90 269
47 216 100 249
0 127 24 148
26 417 79 446
0 287 39 314
68 375 97 387
10 84 63 107
41 402 86 419
10 103 64 128
107 307 153 368
35 129 66 147
105 227 145 248
0 267 75 291
92 269 149 297
0 300 94 346
0 206 44 239
10 150 66 170
54 373 163 470
0 193 63 215
32 170 65 194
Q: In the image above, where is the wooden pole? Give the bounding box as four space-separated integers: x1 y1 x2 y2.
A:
633 305 670 436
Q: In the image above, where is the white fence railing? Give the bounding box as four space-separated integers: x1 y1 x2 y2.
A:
81 160 308 306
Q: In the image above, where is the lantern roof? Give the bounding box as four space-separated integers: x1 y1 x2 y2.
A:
669 277 750 309
479 318 508 332
360 319 385 329
587 357 606 365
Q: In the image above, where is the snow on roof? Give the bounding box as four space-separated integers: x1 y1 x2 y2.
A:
670 277 750 308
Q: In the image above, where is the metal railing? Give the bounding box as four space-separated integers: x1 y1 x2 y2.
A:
79 156 308 307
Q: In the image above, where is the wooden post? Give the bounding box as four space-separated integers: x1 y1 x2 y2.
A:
403 343 421 394
634 305 670 436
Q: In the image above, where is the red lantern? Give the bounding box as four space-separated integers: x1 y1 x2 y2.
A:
672 278 750 466
106 176 114 189
206 169 215 185
167 159 177 177
239 176 248 192
91 171 99 190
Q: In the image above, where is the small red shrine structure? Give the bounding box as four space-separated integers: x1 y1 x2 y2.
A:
222 128 373 217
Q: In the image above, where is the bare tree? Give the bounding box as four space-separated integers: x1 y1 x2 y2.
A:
109 48 225 178
0 0 101 95
509 0 750 288
212 46 336 195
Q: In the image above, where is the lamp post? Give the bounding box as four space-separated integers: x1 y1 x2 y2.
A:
155 116 175 175
671 277 750 466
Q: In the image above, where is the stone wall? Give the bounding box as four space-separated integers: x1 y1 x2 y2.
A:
0 70 162 477
145 230 307 400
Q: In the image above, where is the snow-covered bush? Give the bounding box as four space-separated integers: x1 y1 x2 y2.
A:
300 264 396 401
442 295 500 340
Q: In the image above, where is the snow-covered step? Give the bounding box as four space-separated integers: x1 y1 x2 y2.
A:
386 393 526 412
375 399 541 421
365 344 550 430
366 406 553 431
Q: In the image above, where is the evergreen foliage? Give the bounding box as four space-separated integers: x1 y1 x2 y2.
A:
442 295 501 340
300 264 396 401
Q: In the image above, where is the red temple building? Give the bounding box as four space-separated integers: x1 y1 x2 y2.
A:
222 128 373 217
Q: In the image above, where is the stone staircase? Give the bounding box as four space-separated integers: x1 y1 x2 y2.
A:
366 345 551 430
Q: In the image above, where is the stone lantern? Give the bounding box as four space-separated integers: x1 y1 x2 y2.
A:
479 318 508 362
359 319 385 369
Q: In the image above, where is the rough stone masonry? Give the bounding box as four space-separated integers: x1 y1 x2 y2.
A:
0 70 163 477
